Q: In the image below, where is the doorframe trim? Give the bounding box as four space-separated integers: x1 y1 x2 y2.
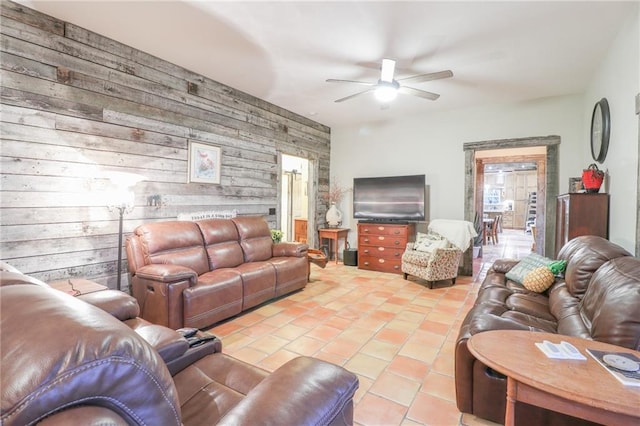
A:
463 135 560 258
635 92 639 256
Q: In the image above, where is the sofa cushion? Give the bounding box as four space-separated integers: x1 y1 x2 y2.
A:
135 221 210 276
504 253 554 285
183 270 243 329
402 249 432 267
235 262 276 310
505 292 555 322
233 216 274 262
268 256 308 297
580 257 640 350
548 283 591 338
197 219 244 269
558 235 631 299
175 353 269 424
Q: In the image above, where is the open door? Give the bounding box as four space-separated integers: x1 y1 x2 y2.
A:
281 154 309 242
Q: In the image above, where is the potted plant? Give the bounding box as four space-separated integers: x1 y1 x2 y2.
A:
270 229 283 243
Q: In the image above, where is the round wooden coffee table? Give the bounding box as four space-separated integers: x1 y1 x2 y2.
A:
468 330 640 426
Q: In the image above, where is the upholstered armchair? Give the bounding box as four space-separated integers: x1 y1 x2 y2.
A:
401 235 463 289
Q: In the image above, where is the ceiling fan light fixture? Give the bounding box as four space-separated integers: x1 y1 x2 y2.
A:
374 81 399 103
327 59 450 104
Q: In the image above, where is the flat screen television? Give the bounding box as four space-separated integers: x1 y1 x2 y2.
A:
353 174 426 222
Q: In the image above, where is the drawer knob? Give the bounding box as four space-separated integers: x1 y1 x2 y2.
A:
378 236 385 241
378 259 385 263
364 249 369 254
364 261 369 266
394 240 400 245
377 226 385 231
394 265 400 270
378 247 385 252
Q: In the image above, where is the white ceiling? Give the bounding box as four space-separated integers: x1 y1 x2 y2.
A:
19 1 635 128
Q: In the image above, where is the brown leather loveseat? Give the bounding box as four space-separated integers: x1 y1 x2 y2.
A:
126 216 308 329
0 263 358 425
455 235 640 425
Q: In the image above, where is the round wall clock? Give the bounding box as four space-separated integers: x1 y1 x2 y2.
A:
590 98 610 163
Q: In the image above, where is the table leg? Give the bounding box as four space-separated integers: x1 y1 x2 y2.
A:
505 377 516 426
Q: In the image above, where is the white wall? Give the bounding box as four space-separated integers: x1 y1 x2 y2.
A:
331 94 584 246
582 5 639 254
331 7 639 253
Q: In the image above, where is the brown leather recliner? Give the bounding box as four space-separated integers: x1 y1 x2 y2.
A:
126 216 308 329
455 236 640 425
0 265 359 425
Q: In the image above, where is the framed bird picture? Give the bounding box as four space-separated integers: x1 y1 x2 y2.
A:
188 141 221 184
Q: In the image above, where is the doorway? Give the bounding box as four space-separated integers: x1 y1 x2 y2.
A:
464 136 560 263
281 154 309 242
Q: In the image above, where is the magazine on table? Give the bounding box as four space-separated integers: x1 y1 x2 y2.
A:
586 349 640 387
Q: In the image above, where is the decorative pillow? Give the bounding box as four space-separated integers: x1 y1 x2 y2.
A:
523 266 555 293
415 232 443 244
414 238 448 253
505 253 554 285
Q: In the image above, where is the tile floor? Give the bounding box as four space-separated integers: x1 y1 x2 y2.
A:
207 229 534 426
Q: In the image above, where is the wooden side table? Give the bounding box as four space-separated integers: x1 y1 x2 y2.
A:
318 228 349 264
49 278 108 296
468 330 640 426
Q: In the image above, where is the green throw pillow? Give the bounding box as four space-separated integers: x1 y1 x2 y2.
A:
505 253 554 285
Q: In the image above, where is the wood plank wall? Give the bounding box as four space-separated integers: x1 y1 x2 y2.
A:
0 1 331 289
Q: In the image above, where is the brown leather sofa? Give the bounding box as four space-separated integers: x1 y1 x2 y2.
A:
0 263 358 425
126 216 308 329
455 235 640 425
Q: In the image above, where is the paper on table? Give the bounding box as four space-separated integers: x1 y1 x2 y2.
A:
535 340 587 360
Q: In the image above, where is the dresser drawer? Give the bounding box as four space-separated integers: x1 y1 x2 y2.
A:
359 245 404 259
358 255 403 274
358 235 408 248
358 224 409 237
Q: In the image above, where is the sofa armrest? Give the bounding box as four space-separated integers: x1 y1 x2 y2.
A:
123 264 197 329
273 242 308 257
135 264 197 284
125 318 190 363
491 258 520 274
77 290 140 321
218 357 358 426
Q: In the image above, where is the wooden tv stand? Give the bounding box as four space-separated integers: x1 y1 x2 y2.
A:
357 222 415 274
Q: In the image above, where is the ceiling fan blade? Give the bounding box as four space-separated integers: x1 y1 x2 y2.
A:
334 88 376 103
398 86 440 101
326 78 375 86
380 59 396 82
397 70 453 84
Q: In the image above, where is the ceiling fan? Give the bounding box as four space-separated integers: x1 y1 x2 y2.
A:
326 59 453 104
